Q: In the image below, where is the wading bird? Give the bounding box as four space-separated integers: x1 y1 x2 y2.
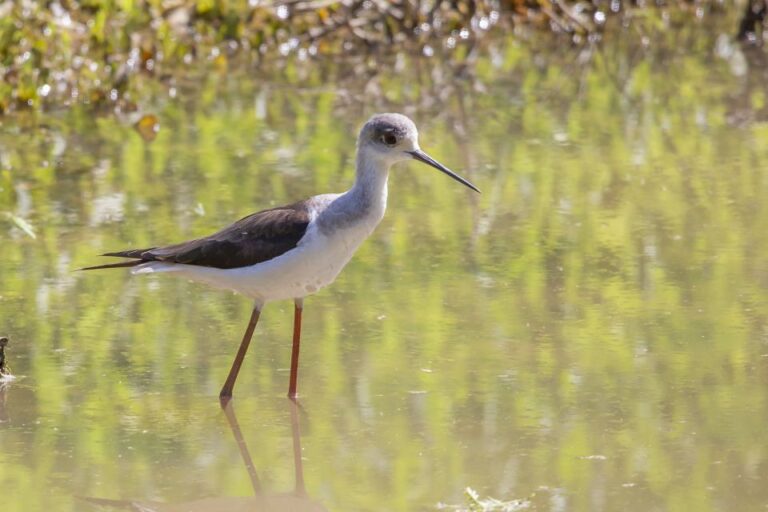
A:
82 113 479 401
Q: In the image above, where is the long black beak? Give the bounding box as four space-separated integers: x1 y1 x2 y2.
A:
409 150 480 193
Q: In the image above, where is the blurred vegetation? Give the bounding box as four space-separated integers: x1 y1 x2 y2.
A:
1 0 766 114
1 10 768 511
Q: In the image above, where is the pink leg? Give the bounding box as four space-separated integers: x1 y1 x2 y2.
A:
220 305 261 402
288 299 303 399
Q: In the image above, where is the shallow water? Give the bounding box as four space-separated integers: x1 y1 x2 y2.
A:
2 19 768 512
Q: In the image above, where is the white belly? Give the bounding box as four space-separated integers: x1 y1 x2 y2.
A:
228 224 370 301
134 216 377 304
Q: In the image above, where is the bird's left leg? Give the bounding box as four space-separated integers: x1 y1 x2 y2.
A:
287 298 303 400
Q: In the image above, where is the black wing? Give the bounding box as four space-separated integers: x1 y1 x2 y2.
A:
85 201 311 270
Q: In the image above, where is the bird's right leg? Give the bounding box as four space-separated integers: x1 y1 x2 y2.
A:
287 298 303 400
220 304 261 402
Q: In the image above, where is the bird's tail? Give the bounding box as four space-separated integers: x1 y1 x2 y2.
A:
78 260 145 271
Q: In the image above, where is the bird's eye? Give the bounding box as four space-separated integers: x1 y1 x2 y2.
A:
380 133 398 146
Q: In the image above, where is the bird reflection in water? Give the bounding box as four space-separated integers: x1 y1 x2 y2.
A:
81 401 326 512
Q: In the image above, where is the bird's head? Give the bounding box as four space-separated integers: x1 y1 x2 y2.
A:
358 113 480 193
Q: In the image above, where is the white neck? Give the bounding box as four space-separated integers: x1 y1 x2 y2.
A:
315 146 390 235
347 147 389 216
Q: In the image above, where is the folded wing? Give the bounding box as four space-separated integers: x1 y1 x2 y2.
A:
85 201 311 271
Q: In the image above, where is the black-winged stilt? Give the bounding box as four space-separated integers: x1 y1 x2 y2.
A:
82 113 479 401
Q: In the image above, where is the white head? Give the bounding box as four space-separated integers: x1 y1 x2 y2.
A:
357 113 480 192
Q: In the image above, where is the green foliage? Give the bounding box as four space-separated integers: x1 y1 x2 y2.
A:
1 15 768 512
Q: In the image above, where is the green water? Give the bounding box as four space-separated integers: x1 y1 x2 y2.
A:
2 20 768 512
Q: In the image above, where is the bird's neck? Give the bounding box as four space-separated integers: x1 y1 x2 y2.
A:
345 150 390 218
315 149 389 236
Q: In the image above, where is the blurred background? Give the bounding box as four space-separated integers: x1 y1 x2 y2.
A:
1 2 768 511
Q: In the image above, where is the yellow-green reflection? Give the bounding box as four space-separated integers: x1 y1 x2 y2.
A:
1 20 768 512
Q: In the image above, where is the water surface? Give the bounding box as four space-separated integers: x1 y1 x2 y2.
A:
1 19 768 511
